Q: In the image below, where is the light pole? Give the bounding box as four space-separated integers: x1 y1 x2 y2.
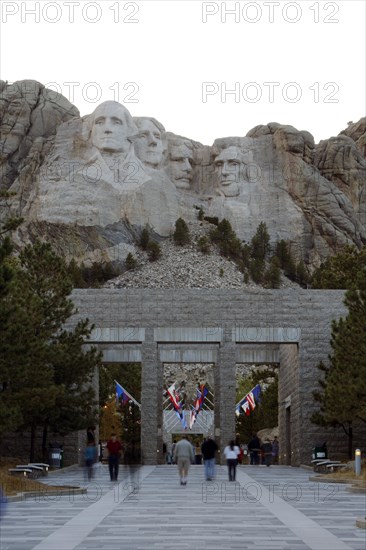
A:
355 448 362 476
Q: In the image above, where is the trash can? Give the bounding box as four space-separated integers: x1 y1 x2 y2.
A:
49 448 62 468
312 443 328 460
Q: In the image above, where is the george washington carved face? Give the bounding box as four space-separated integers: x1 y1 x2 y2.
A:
89 101 136 155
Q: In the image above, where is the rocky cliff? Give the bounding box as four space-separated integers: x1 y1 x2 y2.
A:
1 80 365 270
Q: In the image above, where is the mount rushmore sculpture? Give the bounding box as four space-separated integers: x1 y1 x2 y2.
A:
1 80 365 268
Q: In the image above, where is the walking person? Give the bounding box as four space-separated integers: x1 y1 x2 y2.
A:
86 426 96 445
106 433 122 481
223 440 240 481
272 436 279 464
173 436 194 486
262 439 273 467
0 487 7 522
84 441 97 481
248 433 261 465
201 437 218 481
194 442 202 465
171 440 177 464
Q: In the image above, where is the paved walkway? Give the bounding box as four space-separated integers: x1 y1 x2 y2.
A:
1 464 365 550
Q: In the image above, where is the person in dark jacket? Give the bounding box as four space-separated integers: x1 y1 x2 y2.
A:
262 439 273 467
86 426 96 445
201 437 218 481
248 434 261 465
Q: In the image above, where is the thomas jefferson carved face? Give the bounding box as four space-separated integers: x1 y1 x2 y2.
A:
90 102 134 155
166 142 194 189
134 118 165 168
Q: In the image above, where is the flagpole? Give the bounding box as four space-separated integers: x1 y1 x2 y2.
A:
236 384 257 408
114 380 141 409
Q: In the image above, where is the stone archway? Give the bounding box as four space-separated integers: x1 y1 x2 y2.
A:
68 288 349 465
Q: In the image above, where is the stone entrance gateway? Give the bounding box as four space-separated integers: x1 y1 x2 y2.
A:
69 289 347 466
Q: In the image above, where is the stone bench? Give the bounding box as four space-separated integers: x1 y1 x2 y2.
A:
312 459 331 471
325 463 347 473
8 468 33 478
314 460 341 473
311 459 330 464
15 465 44 479
28 463 50 476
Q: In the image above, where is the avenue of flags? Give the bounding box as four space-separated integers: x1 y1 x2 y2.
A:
165 383 209 430
167 383 187 429
189 385 208 429
235 384 261 417
114 379 262 423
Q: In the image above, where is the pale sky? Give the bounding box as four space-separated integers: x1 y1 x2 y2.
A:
1 0 365 145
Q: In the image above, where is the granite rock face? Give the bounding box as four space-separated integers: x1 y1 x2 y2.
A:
1 81 365 269
0 80 78 190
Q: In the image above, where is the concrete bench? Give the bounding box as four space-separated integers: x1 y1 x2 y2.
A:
28 463 50 475
314 460 341 473
312 459 331 470
16 465 43 479
325 463 347 473
8 468 33 478
311 459 330 464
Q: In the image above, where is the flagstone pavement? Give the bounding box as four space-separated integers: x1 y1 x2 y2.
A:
1 463 365 550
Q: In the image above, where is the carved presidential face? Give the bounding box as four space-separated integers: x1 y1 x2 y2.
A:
90 102 133 154
214 146 247 196
134 119 165 168
166 143 194 189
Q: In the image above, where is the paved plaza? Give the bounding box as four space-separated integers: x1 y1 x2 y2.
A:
1 464 365 550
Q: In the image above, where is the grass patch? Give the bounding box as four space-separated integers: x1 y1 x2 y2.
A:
317 466 366 487
0 460 65 496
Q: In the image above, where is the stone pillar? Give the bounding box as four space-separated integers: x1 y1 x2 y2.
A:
141 331 161 464
279 343 300 466
215 331 236 464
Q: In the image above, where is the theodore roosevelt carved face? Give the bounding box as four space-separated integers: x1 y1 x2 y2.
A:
166 138 194 189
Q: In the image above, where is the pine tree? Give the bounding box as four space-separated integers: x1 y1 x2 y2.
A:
311 289 366 457
311 245 366 289
147 241 161 261
209 219 242 261
0 237 24 434
0 240 101 460
295 260 309 287
251 222 270 261
125 252 137 270
197 236 210 254
274 240 291 269
249 258 265 284
264 257 281 288
67 259 87 288
139 227 150 250
173 218 190 246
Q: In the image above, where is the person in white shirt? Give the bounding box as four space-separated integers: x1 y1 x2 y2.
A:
223 440 240 481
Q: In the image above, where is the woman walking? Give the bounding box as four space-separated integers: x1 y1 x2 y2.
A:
223 440 240 481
